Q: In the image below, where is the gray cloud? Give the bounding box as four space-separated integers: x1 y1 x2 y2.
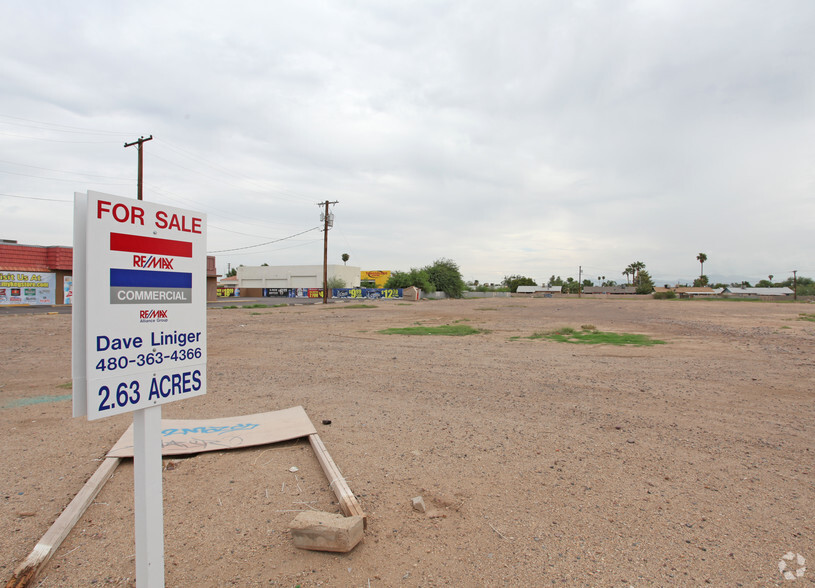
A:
2 0 814 285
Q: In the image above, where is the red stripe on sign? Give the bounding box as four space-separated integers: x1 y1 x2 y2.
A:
110 233 193 257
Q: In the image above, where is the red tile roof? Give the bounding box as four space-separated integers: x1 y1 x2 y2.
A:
1 243 217 276
0 244 73 271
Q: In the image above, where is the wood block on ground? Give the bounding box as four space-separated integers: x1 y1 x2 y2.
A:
289 511 364 553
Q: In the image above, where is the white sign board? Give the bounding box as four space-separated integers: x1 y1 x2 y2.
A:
73 191 207 420
0 271 56 305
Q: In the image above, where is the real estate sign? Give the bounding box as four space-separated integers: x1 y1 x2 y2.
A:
73 191 207 420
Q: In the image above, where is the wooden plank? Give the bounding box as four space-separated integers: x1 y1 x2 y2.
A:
6 457 121 588
308 433 366 527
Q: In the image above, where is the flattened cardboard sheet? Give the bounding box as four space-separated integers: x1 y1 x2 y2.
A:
107 406 317 458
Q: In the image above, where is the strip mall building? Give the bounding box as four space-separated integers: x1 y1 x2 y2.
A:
0 240 218 305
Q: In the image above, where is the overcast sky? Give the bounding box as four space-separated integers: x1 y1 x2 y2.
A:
2 0 814 285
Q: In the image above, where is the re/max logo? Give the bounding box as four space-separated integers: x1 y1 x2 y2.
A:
140 310 168 319
133 255 174 270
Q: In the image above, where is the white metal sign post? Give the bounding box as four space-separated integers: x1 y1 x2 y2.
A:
73 190 207 587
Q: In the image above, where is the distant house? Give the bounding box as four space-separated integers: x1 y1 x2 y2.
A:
722 287 794 298
655 286 716 298
516 285 562 295
582 285 638 295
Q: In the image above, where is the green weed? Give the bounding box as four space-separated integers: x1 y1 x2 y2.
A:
518 326 665 346
379 324 486 336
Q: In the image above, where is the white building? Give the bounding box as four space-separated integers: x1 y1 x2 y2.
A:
722 287 794 297
236 264 361 295
516 285 563 294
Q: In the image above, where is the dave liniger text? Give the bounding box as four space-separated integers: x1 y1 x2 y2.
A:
93 330 203 373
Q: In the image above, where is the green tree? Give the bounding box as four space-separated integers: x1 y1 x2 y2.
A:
582 279 594 288
226 267 237 277
327 276 346 289
632 261 646 285
425 258 466 298
548 275 564 287
341 253 350 265
697 253 707 277
693 275 709 287
636 269 655 294
503 275 537 293
780 275 815 296
385 268 435 293
562 277 580 294
624 262 645 286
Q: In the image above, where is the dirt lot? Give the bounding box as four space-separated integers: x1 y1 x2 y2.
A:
2 297 814 586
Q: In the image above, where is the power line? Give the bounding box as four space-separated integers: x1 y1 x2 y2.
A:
153 138 313 204
0 192 71 203
0 130 121 144
0 114 132 135
207 226 321 253
209 223 296 239
0 169 132 186
0 158 134 180
145 183 310 234
231 238 319 257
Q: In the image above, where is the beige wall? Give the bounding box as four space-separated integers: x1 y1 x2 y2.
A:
237 265 361 291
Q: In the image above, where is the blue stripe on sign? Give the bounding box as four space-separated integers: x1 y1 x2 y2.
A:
110 268 192 288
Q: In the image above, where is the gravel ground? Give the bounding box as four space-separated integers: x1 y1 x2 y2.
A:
2 297 814 586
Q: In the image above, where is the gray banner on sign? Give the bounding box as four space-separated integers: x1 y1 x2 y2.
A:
110 287 191 304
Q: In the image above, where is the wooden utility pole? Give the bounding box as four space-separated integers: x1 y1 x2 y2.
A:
318 201 338 304
578 266 582 298
124 135 153 200
792 269 798 301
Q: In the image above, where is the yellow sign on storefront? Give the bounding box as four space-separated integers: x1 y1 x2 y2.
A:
361 270 390 287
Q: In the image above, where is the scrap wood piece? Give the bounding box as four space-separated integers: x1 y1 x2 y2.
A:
107 405 317 458
309 433 367 528
6 457 121 588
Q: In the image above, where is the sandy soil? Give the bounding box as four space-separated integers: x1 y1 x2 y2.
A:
2 297 814 587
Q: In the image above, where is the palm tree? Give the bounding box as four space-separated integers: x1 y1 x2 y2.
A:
768 274 774 283
696 253 707 277
341 253 350 266
625 262 645 286
632 261 645 286
622 268 632 284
